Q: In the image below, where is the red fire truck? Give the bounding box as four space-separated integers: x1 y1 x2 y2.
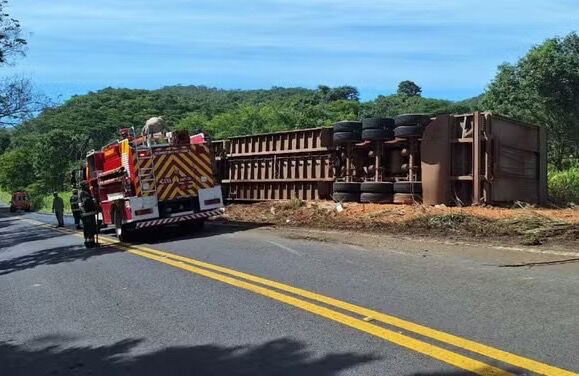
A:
81 128 224 240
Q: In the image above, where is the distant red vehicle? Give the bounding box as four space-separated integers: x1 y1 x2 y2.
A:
10 192 32 212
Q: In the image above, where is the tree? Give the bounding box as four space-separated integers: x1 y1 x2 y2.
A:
0 0 27 64
483 32 579 169
0 77 46 126
0 128 10 154
31 129 80 191
0 148 34 191
319 86 359 102
397 80 422 97
0 1 46 127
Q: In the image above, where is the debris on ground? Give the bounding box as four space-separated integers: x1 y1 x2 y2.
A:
218 202 579 247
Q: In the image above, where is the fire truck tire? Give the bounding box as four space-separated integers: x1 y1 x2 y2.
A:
394 113 432 127
113 209 132 242
333 121 362 132
9 206 15 213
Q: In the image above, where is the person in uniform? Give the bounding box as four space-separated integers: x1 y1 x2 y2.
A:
51 192 64 227
79 182 98 248
70 189 82 230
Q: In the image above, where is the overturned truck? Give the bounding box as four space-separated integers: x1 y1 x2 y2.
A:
212 112 547 206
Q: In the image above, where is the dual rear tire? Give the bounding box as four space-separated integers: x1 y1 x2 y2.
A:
333 181 395 203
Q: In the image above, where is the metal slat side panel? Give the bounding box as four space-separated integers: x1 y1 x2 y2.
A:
214 127 336 201
220 127 333 157
227 181 332 201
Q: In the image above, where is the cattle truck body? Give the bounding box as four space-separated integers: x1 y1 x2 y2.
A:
85 132 224 237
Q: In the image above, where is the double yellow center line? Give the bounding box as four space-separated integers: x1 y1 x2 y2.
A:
24 218 577 376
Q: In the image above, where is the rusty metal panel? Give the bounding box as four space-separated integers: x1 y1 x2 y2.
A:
223 154 334 183
421 115 452 205
224 127 333 157
487 113 543 203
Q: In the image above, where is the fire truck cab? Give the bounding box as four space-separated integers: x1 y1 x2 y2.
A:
84 127 224 240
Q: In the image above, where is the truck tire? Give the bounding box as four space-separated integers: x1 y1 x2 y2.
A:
393 193 422 205
361 182 394 194
361 128 394 141
9 206 15 213
394 113 432 127
333 131 361 144
393 181 422 194
333 182 361 193
333 121 362 133
362 117 395 130
394 125 424 139
333 191 360 203
360 192 393 204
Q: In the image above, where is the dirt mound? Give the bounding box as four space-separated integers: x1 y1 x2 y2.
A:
219 201 579 247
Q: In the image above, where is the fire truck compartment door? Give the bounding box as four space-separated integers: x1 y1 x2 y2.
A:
198 185 224 211
128 196 159 221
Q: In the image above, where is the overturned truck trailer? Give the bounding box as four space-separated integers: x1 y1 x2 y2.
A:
212 112 547 206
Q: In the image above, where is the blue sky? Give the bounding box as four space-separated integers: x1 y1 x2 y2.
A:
6 0 579 102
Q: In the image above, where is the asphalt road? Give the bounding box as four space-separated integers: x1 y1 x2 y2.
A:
1 208 578 375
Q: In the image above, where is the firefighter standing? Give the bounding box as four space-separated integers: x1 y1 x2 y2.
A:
70 189 82 230
79 183 98 248
52 192 65 227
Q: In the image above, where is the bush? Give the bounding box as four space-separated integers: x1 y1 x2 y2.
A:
548 166 579 204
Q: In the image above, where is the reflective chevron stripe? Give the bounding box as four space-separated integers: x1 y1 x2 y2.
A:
134 207 225 229
152 145 214 202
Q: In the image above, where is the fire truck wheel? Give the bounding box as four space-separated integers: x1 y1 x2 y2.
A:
113 210 131 242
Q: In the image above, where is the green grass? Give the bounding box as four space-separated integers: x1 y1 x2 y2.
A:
549 165 579 204
0 190 11 205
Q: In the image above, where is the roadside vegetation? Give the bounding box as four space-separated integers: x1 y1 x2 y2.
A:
548 164 579 205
